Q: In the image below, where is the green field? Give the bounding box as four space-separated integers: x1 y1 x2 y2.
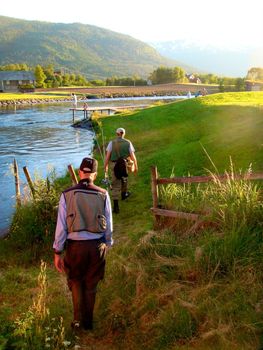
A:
0 92 263 350
101 91 263 177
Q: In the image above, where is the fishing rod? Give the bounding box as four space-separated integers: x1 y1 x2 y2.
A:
89 114 111 189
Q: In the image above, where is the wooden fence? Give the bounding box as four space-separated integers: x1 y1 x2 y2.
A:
150 165 263 231
13 159 79 205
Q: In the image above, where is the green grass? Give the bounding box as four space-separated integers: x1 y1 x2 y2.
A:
1 92 263 349
100 92 263 178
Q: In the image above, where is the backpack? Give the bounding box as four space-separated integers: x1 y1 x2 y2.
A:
114 158 128 179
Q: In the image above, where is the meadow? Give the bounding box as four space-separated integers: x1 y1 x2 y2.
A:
0 91 262 349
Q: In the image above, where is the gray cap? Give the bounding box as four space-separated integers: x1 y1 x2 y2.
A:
79 157 98 173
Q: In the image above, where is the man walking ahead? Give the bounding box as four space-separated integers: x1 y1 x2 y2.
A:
104 127 138 214
53 157 113 331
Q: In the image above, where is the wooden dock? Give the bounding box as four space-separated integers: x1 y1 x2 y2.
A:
70 105 147 123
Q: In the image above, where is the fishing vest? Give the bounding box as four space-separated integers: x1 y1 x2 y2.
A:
63 183 107 234
110 138 130 161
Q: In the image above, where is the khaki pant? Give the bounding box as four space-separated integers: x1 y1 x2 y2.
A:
110 161 128 200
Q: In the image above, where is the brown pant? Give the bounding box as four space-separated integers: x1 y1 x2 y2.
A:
110 161 128 200
64 239 105 328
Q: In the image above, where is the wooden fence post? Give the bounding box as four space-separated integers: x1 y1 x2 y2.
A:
151 166 159 225
68 164 78 185
23 166 35 198
13 158 21 207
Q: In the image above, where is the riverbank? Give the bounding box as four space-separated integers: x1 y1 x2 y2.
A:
0 82 219 107
36 82 219 97
1 92 262 349
0 95 72 107
0 227 9 238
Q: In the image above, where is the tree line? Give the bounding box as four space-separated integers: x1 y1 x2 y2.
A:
0 63 262 90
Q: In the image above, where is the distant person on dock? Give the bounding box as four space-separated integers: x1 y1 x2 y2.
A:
104 127 138 214
53 157 113 331
202 88 208 96
72 93 78 108
83 102 89 119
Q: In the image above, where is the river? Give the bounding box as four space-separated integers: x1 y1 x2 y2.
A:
0 95 188 232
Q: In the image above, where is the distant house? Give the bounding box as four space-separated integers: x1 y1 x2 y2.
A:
245 80 263 92
0 71 36 92
186 74 202 84
54 68 66 76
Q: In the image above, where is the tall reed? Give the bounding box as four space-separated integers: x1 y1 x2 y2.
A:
11 261 71 350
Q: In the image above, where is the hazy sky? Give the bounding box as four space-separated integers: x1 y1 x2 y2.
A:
1 0 263 47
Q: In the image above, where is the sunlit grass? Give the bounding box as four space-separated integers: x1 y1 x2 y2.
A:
160 163 263 230
200 91 263 106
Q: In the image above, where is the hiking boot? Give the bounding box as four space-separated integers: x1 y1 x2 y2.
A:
83 321 93 331
121 192 131 200
71 320 81 332
113 200 119 213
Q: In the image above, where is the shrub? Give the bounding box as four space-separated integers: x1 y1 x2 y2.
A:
18 84 35 92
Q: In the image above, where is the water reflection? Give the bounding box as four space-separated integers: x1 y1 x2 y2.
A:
75 129 80 145
0 104 94 230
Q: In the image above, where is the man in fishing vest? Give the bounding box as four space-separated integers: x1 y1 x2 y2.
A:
104 127 138 213
53 157 113 331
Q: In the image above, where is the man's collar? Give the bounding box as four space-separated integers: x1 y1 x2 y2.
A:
79 178 93 186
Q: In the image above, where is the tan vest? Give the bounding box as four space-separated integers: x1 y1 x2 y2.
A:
64 188 107 233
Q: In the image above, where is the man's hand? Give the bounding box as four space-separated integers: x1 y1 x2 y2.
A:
99 243 108 258
54 254 64 273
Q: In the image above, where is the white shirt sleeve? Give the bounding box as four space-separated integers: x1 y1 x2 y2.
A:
106 141 113 153
104 192 114 247
129 142 135 153
53 194 67 252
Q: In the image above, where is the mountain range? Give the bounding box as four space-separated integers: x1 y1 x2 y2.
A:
0 16 195 79
150 40 263 77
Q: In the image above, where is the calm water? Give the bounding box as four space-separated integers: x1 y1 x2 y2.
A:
0 103 95 230
0 95 187 231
